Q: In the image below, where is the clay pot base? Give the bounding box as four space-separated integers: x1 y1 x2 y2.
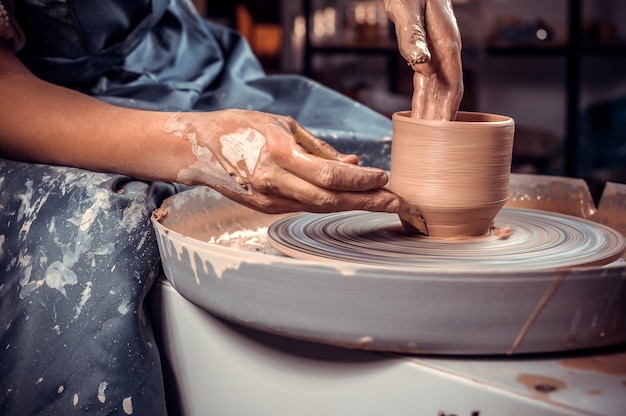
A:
268 208 626 272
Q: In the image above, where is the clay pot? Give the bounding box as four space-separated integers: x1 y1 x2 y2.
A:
390 111 515 238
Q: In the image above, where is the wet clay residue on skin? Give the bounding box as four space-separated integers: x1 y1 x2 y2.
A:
516 373 568 395
163 113 263 195
559 352 626 376
384 0 464 120
390 111 515 239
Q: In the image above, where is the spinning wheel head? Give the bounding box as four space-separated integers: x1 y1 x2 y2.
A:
268 208 626 272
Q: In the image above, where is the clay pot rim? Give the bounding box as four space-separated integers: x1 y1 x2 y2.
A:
393 111 514 127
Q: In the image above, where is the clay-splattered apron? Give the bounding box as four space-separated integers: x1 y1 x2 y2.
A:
0 0 391 414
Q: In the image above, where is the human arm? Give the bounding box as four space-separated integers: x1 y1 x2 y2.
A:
384 0 464 120
0 41 197 183
0 42 398 214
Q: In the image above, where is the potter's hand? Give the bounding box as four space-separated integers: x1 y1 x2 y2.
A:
384 0 463 120
164 110 399 214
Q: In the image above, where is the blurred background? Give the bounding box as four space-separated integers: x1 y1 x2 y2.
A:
194 0 626 199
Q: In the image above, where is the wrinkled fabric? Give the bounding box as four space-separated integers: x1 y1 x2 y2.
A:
0 163 183 415
2 0 392 414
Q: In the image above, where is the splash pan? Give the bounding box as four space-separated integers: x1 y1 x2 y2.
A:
152 174 626 355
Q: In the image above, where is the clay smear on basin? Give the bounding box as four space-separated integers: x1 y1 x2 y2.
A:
390 111 515 238
559 352 626 376
516 373 568 395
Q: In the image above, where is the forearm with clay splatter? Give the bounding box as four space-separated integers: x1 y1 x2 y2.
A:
161 110 399 215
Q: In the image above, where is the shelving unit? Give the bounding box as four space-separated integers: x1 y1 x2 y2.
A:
486 0 626 178
301 0 401 92
565 0 582 178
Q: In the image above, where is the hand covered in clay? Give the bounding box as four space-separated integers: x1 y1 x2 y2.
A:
384 0 464 120
164 110 399 214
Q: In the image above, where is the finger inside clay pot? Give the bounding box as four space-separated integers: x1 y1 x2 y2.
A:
390 111 515 239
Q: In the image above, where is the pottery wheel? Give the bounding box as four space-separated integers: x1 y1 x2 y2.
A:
268 207 626 271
